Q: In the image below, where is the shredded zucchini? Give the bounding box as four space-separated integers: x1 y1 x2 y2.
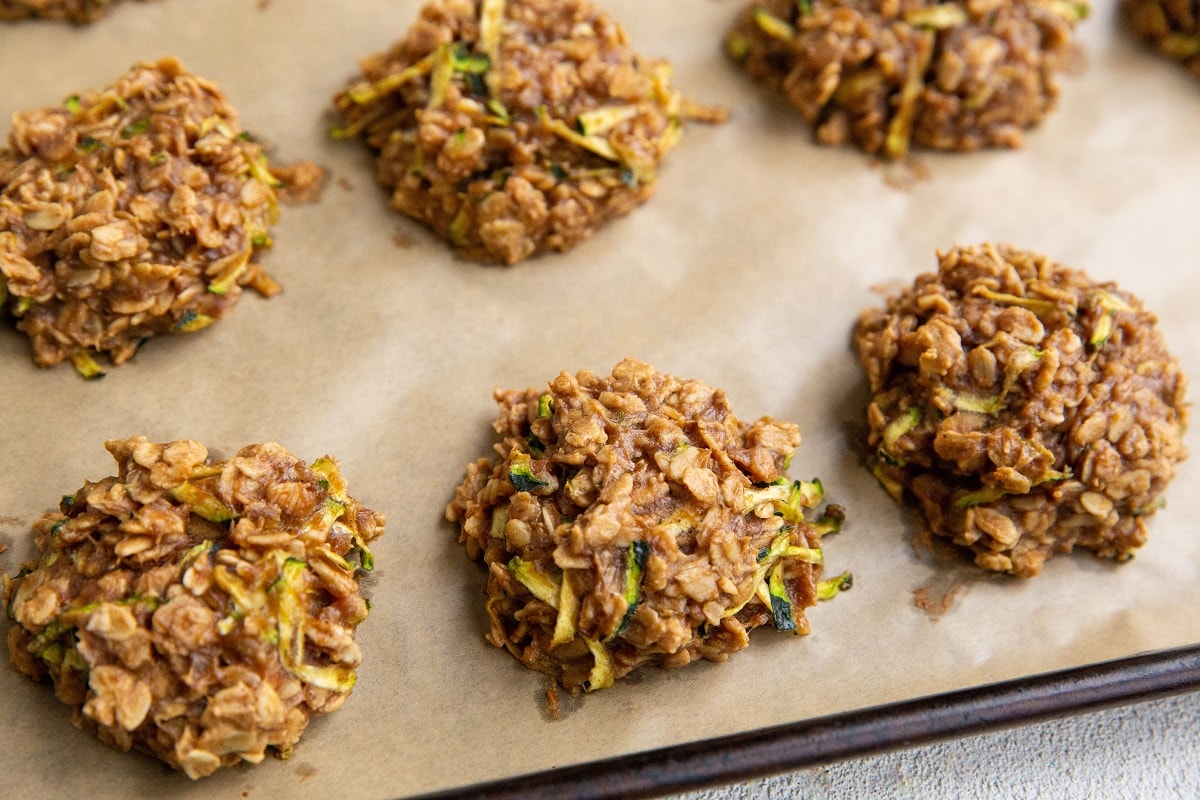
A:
582 635 614 691
1002 348 1044 395
954 485 1006 509
70 351 106 380
870 461 905 502
744 478 821 524
479 0 506 65
903 4 968 28
428 43 456 109
539 109 621 162
489 506 509 540
753 8 796 40
347 49 441 105
783 546 823 563
949 391 1006 414
726 30 752 60
168 481 238 523
972 287 1060 317
274 558 358 691
551 570 580 647
1088 290 1131 348
812 505 846 537
767 563 797 632
1044 0 1090 20
615 540 650 636
507 556 560 607
816 571 853 601
509 452 549 493
723 530 791 619
884 32 932 159
882 407 921 454
206 249 251 296
213 566 254 615
1090 314 1113 348
173 309 217 333
1162 32 1200 57
577 105 639 136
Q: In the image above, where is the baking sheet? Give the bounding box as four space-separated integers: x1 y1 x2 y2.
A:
1 1 1198 797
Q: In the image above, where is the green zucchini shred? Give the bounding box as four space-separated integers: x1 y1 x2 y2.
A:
508 452 549 493
526 435 546 457
767 563 797 633
817 571 853 601
168 481 238 523
120 118 150 138
972 287 1061 318
812 504 845 537
724 530 791 619
954 485 1006 509
70 351 106 380
782 545 823 564
507 556 560 608
576 105 639 136
882 406 921 456
753 8 796 40
903 4 968 28
173 309 217 333
615 540 649 636
551 570 580 647
274 557 358 691
489 506 509 540
582 635 614 691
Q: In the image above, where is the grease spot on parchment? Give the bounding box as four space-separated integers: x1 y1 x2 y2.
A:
909 528 983 618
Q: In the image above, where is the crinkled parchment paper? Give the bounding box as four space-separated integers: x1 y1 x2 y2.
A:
1 1 1197 797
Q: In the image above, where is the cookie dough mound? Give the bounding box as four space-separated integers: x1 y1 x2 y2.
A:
1126 0 1200 76
4 437 384 778
0 58 283 376
726 0 1087 159
0 0 150 22
446 358 848 693
333 0 725 265
854 244 1188 576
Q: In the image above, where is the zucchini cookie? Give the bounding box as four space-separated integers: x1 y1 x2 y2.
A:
333 0 725 265
0 0 150 22
1125 0 1200 76
726 0 1087 159
446 358 849 693
4 437 384 778
0 58 285 377
854 244 1188 576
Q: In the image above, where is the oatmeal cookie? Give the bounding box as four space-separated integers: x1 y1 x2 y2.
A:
333 0 725 265
3 437 384 778
446 358 849 693
726 0 1087 158
853 244 1188 576
1125 0 1200 76
0 58 284 377
0 0 151 23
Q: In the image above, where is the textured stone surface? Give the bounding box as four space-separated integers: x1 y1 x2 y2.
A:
676 691 1200 799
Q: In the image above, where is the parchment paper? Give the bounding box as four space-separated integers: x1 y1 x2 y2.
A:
1 1 1198 797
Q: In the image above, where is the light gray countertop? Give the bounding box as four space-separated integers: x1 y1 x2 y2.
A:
673 691 1200 799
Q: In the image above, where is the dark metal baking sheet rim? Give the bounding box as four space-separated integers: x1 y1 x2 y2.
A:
413 643 1200 800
